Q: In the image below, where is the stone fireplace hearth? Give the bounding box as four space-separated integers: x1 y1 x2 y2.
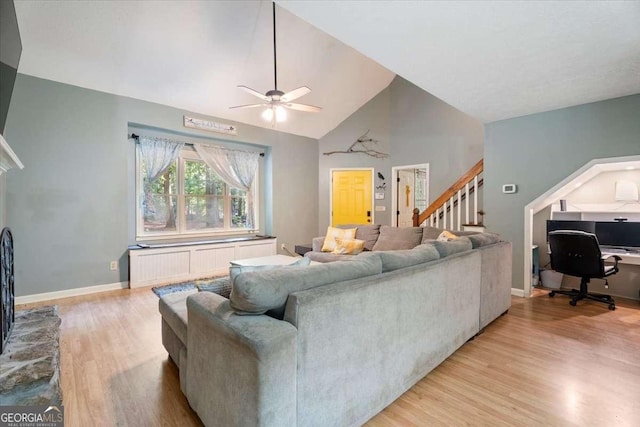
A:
0 306 62 405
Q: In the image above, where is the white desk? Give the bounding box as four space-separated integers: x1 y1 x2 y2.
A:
602 248 640 265
601 248 640 266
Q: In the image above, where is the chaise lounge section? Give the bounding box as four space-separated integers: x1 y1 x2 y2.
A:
159 227 511 426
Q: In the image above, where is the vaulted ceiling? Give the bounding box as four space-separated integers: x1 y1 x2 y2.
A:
14 1 640 140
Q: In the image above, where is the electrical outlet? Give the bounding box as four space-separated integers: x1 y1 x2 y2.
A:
280 243 286 250
110 261 118 271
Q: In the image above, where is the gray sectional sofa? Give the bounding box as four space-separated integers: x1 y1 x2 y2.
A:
159 225 512 427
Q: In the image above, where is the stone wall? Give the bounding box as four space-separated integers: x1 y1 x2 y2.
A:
0 306 62 405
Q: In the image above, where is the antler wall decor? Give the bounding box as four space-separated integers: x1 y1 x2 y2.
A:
323 130 389 158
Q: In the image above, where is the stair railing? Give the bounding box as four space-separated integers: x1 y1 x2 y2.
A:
412 159 484 229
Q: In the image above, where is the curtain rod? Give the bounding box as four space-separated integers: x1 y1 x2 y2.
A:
128 133 264 157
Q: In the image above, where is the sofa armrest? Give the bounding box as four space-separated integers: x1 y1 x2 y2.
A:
312 236 325 252
186 292 297 427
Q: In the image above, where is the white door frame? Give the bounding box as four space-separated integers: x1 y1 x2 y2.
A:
391 163 430 227
329 167 375 226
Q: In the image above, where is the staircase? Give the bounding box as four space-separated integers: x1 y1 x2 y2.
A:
412 159 484 230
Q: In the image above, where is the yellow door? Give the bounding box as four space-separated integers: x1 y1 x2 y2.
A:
331 170 373 226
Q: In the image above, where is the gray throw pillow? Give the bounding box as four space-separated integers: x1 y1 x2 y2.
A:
372 225 423 251
431 237 473 257
376 245 440 272
230 255 382 317
467 232 502 248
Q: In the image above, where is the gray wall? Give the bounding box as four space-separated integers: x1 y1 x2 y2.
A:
318 76 484 234
485 94 640 292
5 74 318 297
318 87 391 232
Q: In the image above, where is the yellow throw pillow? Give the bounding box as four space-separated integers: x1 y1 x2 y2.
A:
331 238 366 255
437 230 458 242
321 226 357 252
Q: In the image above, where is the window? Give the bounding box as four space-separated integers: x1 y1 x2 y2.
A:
136 147 258 239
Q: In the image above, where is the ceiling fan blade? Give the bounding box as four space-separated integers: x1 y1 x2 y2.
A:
237 85 270 101
280 86 311 102
229 103 267 110
285 103 322 113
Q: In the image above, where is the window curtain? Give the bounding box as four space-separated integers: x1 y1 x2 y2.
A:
194 145 260 228
137 136 184 215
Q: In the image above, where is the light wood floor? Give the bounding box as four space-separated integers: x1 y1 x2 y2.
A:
18 288 640 426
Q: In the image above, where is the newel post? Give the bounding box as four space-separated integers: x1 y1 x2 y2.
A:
412 208 420 227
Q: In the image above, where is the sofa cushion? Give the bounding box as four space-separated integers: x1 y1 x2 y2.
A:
375 245 440 272
158 289 197 346
421 226 445 242
372 226 423 251
431 237 473 257
321 227 357 252
230 255 383 317
467 232 502 248
354 224 381 251
304 251 352 263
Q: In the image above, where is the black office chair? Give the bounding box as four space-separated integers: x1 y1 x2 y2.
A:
548 230 621 310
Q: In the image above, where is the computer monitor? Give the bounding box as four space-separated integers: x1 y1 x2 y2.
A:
546 220 596 240
595 221 640 248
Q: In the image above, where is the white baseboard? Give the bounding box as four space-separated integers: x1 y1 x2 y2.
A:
15 281 129 305
511 288 526 297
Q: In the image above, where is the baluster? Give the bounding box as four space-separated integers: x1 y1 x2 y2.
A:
449 196 454 230
465 182 470 224
456 190 461 230
444 204 448 229
473 175 478 224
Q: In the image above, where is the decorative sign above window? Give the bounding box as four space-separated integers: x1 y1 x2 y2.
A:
184 115 237 136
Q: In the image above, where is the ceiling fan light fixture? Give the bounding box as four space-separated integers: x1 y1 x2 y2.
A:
261 107 274 122
230 2 321 120
262 106 287 123
275 105 287 122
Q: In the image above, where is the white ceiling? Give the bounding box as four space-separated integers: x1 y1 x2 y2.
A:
279 0 640 122
14 1 640 140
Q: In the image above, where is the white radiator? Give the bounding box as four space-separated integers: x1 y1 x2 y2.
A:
129 238 276 288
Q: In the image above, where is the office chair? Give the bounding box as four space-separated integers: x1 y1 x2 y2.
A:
548 230 621 310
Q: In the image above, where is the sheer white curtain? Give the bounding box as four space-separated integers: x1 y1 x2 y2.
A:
194 145 260 228
137 136 184 216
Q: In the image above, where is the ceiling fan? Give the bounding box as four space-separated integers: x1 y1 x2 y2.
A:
229 2 321 123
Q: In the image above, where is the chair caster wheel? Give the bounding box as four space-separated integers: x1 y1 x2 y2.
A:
569 300 577 306
608 304 616 311
549 291 555 297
